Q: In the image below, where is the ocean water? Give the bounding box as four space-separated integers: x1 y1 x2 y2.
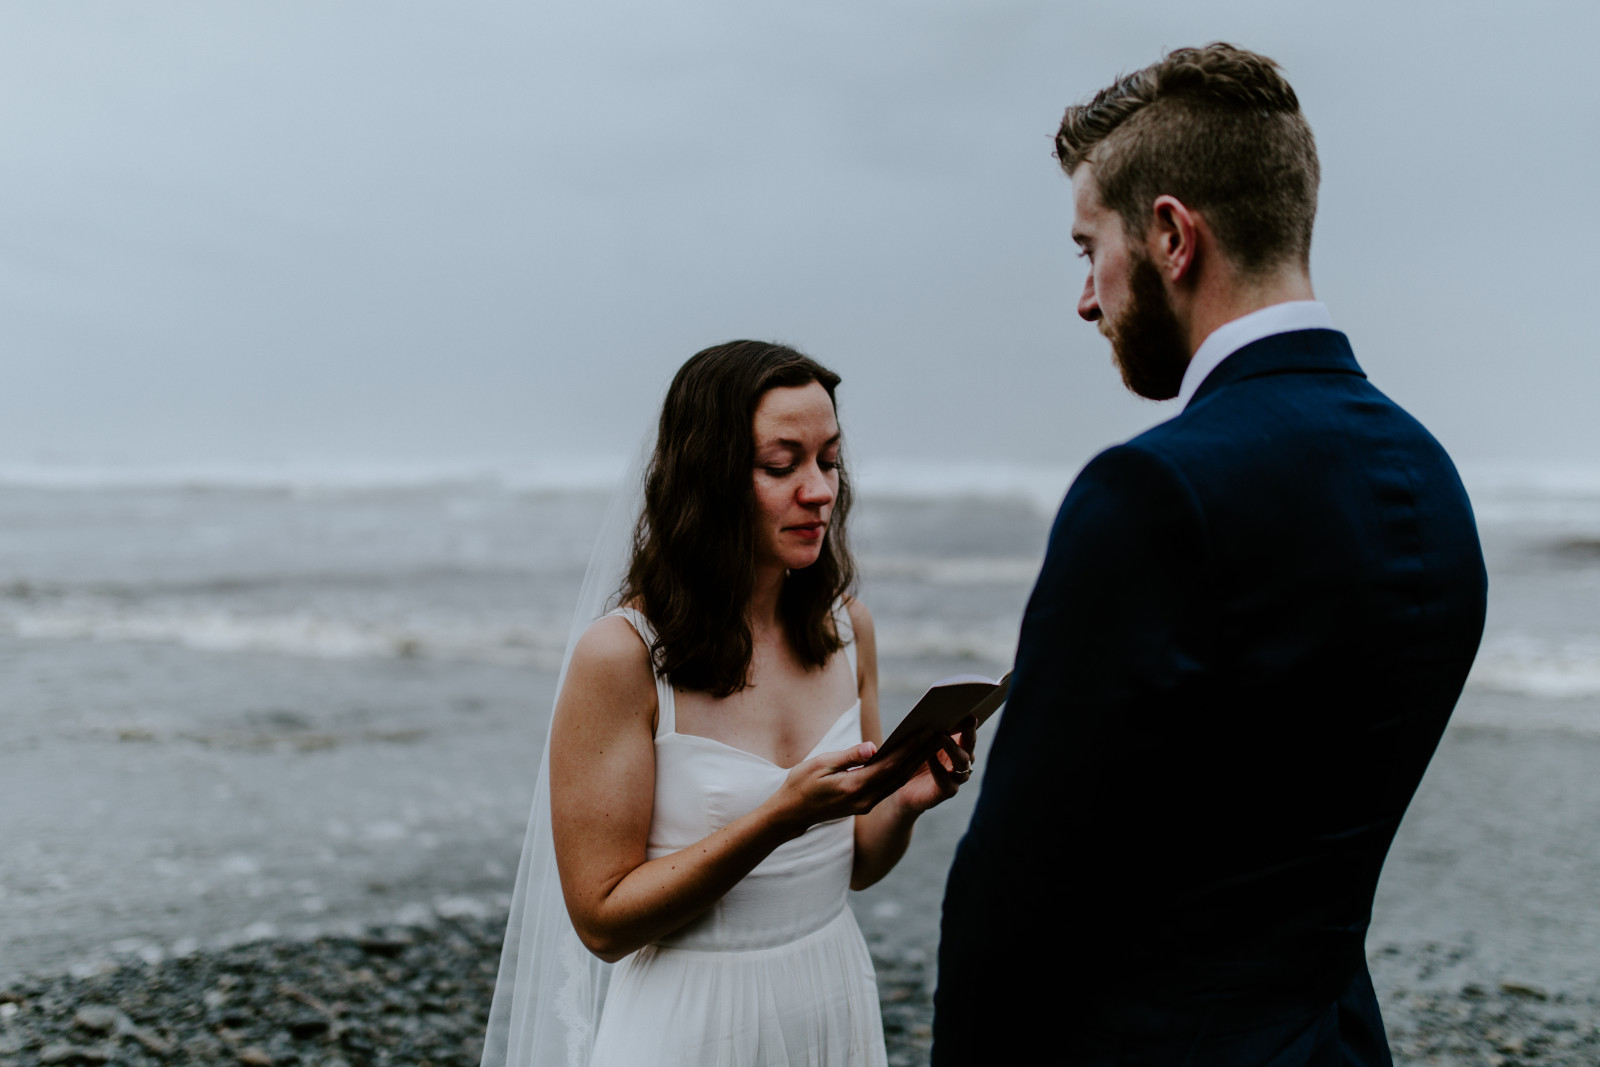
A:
1 460 1598 980
1 460 1592 703
0 461 1055 691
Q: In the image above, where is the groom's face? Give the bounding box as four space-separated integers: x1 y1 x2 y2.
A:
1070 166 1189 401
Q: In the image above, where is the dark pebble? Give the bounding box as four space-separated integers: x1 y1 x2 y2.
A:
287 1016 331 1041
355 935 412 959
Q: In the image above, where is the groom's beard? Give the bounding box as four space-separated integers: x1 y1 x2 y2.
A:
1105 253 1190 401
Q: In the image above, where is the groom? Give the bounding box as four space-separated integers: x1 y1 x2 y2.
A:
933 44 1487 1065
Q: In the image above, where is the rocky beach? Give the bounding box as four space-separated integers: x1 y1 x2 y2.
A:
2 911 1599 1067
0 913 952 1067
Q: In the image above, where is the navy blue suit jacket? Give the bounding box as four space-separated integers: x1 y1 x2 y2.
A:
933 330 1487 1065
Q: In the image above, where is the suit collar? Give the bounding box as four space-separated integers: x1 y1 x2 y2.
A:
1177 301 1332 407
1185 329 1364 409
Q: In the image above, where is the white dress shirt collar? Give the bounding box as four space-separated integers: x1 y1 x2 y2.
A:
1176 300 1333 408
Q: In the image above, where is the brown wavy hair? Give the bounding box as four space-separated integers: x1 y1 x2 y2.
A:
621 340 856 697
1056 42 1319 274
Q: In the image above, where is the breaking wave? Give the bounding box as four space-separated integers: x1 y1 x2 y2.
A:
0 596 569 670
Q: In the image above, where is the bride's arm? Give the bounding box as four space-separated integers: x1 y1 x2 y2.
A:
551 614 927 962
848 599 975 891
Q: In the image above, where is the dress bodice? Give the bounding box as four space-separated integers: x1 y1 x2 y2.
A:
611 607 860 953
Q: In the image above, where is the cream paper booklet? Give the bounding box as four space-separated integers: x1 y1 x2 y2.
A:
873 670 1011 762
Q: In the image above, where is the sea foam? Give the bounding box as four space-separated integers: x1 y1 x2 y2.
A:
0 596 569 669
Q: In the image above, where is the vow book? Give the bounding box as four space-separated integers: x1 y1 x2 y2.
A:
873 671 1011 762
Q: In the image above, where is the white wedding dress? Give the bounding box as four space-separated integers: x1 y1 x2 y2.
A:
586 607 889 1067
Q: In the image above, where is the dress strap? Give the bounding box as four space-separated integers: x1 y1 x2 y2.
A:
833 597 858 682
607 607 676 738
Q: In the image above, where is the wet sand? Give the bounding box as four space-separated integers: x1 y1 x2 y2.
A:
1371 689 1600 995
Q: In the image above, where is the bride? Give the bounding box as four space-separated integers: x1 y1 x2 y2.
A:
482 340 976 1067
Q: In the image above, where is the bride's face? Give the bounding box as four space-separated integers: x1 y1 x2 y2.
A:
750 381 840 573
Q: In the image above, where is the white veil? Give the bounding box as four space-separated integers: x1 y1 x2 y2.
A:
481 438 652 1067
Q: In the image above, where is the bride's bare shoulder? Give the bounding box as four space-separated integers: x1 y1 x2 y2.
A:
560 612 657 716
570 612 652 675
552 613 658 772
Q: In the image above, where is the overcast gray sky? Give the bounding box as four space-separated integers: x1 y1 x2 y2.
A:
0 0 1594 480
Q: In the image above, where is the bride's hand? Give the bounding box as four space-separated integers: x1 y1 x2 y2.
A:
767 737 939 836
892 717 978 814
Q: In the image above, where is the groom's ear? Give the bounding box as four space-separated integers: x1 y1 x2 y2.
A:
1147 195 1201 284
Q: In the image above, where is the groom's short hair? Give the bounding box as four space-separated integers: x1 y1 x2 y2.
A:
1056 43 1319 274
